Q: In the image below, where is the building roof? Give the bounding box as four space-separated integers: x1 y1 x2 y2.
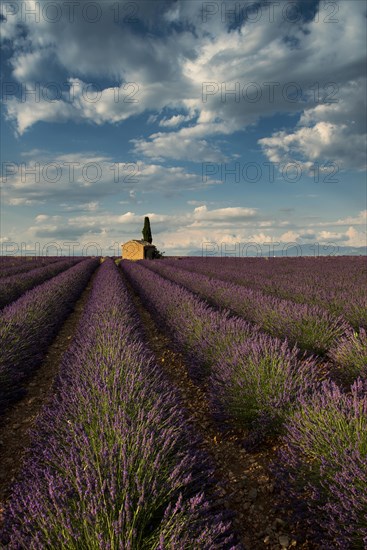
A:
123 239 156 247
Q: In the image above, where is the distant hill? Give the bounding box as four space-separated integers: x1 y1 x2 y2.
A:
185 245 367 257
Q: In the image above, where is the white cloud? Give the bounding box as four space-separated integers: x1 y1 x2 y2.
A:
35 214 49 223
315 210 367 227
279 230 300 242
344 226 367 247
11 49 59 83
5 97 75 136
8 197 45 206
315 226 367 247
60 201 100 212
259 83 367 171
318 230 345 241
159 114 193 127
35 214 61 224
117 212 139 224
131 121 234 162
2 0 365 169
12 198 366 254
2 152 223 207
192 205 258 223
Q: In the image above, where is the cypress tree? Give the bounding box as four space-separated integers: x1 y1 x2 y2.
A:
142 216 152 243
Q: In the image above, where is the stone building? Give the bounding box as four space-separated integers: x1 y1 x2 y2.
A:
121 239 157 260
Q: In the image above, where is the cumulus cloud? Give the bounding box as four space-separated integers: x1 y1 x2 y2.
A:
4 78 146 135
132 129 228 162
344 226 367 247
1 0 365 253
35 214 51 223
1 0 365 169
12 199 365 254
315 210 367 227
5 97 75 135
159 114 194 127
2 151 223 206
191 205 258 225
259 80 367 170
8 197 45 206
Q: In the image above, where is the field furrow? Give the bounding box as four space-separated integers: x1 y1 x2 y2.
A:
121 259 367 548
0 258 99 413
0 257 62 279
164 257 367 328
0 257 85 310
0 255 365 549
120 266 315 549
1 259 240 549
141 260 349 355
120 261 321 437
0 268 97 506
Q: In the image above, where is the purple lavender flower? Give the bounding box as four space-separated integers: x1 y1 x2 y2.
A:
0 258 99 413
211 336 321 442
158 256 367 329
140 259 350 355
0 257 84 309
329 328 367 384
1 259 241 549
276 378 367 548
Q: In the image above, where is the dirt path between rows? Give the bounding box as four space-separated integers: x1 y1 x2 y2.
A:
0 269 98 520
120 267 316 550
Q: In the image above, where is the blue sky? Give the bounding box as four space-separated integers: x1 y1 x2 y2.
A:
0 0 366 256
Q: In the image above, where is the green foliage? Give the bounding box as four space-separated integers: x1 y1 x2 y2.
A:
152 249 165 259
142 217 152 244
329 329 367 385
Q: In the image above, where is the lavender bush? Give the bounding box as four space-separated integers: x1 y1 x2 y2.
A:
277 379 367 548
343 295 367 329
0 258 99 413
162 257 367 329
1 259 240 549
121 260 257 378
0 256 61 279
329 328 367 385
211 338 321 442
0 257 83 309
121 261 322 443
142 260 349 355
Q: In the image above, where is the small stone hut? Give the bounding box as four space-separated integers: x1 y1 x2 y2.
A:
121 239 156 261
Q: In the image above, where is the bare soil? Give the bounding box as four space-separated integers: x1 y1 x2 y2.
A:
0 264 317 548
120 268 317 550
0 272 97 522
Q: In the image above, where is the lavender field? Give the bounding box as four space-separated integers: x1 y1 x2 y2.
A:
0 256 366 549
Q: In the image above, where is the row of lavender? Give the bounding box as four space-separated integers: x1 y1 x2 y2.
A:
121 261 367 548
164 257 367 329
141 260 366 384
0 257 88 310
0 256 62 279
0 255 60 274
167 257 366 298
0 258 99 413
0 257 36 268
120 261 322 436
1 259 240 549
